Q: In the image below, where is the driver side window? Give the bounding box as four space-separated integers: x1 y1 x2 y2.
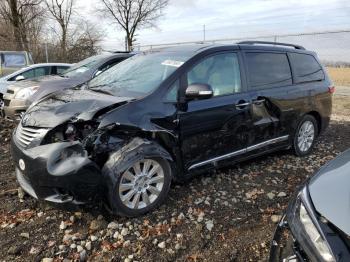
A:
187 52 242 97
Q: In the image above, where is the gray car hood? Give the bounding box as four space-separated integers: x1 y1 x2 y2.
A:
308 149 350 236
21 89 133 128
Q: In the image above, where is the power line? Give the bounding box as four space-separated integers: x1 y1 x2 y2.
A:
137 29 350 48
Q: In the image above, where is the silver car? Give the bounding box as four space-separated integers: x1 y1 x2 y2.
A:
0 63 71 117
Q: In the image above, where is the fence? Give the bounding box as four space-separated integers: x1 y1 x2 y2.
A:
135 29 350 65
1 30 350 65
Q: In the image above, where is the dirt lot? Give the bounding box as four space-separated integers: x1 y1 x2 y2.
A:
0 96 349 262
326 67 350 86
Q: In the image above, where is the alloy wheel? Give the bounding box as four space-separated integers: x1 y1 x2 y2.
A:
297 120 315 152
118 159 165 209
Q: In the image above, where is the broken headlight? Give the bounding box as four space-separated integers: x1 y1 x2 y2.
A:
287 187 335 262
65 124 76 135
43 122 98 145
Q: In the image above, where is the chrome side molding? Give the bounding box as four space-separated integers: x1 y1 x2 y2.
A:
188 135 289 170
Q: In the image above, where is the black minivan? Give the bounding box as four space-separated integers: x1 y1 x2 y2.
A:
11 41 333 217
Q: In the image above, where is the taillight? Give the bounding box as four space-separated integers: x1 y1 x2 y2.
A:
328 86 335 94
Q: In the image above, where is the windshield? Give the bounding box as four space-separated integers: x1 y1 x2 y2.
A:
62 55 106 77
88 51 191 98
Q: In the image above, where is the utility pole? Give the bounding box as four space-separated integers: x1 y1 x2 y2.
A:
45 43 49 63
203 24 206 42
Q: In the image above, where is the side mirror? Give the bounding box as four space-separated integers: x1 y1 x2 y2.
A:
15 75 25 81
185 83 213 100
95 70 102 77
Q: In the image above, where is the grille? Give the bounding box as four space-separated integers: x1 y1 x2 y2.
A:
4 99 10 106
16 124 47 148
6 90 14 94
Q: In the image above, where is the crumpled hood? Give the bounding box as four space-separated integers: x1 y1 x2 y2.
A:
28 74 92 103
21 89 133 128
308 149 350 236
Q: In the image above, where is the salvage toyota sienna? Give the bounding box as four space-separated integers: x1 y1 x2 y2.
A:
11 42 333 217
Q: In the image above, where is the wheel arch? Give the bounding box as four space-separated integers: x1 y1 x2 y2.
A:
102 123 183 181
101 136 174 216
305 111 322 135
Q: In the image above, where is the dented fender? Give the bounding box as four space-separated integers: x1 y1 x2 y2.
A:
102 137 175 185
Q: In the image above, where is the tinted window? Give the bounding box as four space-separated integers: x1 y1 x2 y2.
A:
289 53 324 83
187 52 241 96
57 66 69 74
22 67 49 79
246 52 292 89
3 54 26 67
33 67 49 77
21 68 35 78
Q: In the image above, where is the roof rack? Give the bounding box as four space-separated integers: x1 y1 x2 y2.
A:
112 51 131 53
237 41 305 50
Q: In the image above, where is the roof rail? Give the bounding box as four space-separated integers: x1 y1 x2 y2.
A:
237 41 305 50
112 51 130 53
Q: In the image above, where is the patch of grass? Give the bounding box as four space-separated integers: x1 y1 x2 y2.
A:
333 96 350 117
326 67 350 86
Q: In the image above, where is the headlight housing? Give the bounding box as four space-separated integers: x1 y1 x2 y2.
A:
287 187 335 262
15 86 39 100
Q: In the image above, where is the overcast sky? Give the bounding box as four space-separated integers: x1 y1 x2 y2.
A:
76 0 350 55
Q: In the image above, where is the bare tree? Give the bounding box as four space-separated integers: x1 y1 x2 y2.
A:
45 0 75 59
0 0 45 50
67 20 103 62
99 0 168 51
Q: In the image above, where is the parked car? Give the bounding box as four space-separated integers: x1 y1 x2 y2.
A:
3 52 132 120
270 149 350 262
11 42 333 217
0 51 34 77
0 63 71 116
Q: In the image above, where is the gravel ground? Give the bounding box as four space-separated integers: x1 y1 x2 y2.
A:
0 96 349 262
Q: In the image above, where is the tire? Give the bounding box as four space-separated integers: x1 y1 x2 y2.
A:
102 138 172 217
0 96 4 118
293 115 318 156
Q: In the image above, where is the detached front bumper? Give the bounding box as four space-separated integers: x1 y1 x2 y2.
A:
11 138 102 204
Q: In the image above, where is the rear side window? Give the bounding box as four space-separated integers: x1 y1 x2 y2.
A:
289 53 324 83
246 52 292 90
57 66 69 74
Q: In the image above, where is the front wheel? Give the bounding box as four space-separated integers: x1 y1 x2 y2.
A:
293 115 318 156
103 139 172 217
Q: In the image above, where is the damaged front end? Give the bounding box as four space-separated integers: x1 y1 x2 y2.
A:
12 138 102 203
10 89 134 204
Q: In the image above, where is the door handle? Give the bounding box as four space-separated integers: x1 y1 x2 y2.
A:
235 101 251 109
253 99 266 104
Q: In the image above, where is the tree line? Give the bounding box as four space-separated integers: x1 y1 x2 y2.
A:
0 0 168 63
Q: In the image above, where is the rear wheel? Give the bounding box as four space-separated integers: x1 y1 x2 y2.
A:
293 115 318 156
103 139 172 217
